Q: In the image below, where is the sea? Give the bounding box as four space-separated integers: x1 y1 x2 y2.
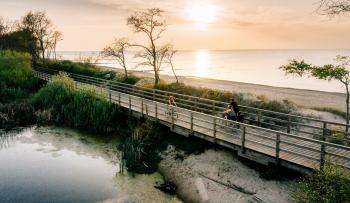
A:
56 49 350 93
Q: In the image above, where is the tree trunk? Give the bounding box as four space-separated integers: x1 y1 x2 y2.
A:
170 62 178 83
346 84 349 132
124 67 128 79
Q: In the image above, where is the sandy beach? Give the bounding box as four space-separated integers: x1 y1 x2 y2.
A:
103 67 347 112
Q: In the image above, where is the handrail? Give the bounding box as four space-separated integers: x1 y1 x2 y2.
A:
33 67 350 139
33 69 350 171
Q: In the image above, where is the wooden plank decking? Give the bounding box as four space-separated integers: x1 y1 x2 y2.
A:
33 70 350 174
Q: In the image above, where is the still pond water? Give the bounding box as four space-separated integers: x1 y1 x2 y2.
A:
0 127 181 203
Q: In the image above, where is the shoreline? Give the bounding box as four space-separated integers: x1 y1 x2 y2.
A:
99 66 347 112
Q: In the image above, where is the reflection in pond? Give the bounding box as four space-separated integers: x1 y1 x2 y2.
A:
0 127 181 203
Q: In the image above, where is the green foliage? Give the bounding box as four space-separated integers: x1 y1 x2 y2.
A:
280 57 349 82
0 50 32 87
328 132 348 146
32 73 124 133
120 120 161 174
293 163 350 203
0 30 38 58
280 59 313 77
0 100 36 130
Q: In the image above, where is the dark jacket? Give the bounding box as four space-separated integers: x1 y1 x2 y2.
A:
230 101 240 115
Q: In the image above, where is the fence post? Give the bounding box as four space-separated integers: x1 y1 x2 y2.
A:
320 122 327 170
118 93 121 106
141 98 144 116
257 111 261 126
190 112 194 135
108 89 111 103
153 89 156 101
322 122 328 140
275 133 281 167
155 103 158 122
171 107 175 130
212 101 215 115
241 126 246 153
287 116 291 133
129 95 131 113
194 98 198 111
213 118 217 143
145 104 148 117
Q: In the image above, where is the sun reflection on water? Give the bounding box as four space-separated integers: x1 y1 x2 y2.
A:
195 50 210 77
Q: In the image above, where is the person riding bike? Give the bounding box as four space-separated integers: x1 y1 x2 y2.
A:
166 96 178 117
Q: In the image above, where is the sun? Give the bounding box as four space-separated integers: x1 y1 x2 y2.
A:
186 0 218 29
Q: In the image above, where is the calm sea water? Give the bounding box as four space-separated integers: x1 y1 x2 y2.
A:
57 50 350 93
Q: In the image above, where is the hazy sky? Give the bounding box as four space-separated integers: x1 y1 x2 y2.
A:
1 0 350 51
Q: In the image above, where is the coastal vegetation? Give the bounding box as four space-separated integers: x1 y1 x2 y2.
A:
294 162 350 203
0 50 42 129
280 56 350 131
0 11 62 64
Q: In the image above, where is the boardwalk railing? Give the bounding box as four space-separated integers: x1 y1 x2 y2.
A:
34 67 350 144
34 68 350 172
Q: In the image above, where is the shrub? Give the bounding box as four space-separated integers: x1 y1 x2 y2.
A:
119 120 161 174
32 73 124 133
0 100 36 130
293 162 350 203
0 50 32 88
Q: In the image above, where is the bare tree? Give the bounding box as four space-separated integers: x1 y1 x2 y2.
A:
49 31 63 61
164 44 179 83
102 38 129 78
20 11 60 63
318 0 350 16
127 8 168 85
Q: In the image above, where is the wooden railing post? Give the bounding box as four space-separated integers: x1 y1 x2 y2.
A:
322 122 328 140
155 103 158 122
190 112 194 135
152 89 156 101
128 95 131 113
275 133 281 167
241 126 246 153
257 111 262 126
171 107 175 130
213 118 217 142
141 98 144 116
320 143 326 170
118 93 121 106
194 98 198 111
108 89 111 103
145 104 148 117
320 122 327 170
212 101 215 115
287 116 291 133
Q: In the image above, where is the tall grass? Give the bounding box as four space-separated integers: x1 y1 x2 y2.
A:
38 60 140 84
32 73 124 133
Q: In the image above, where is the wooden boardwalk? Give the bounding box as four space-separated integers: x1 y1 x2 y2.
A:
34 69 350 174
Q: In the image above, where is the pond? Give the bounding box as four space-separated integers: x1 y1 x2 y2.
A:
0 127 181 203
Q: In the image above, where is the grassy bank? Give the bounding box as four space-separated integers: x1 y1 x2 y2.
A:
0 50 43 130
